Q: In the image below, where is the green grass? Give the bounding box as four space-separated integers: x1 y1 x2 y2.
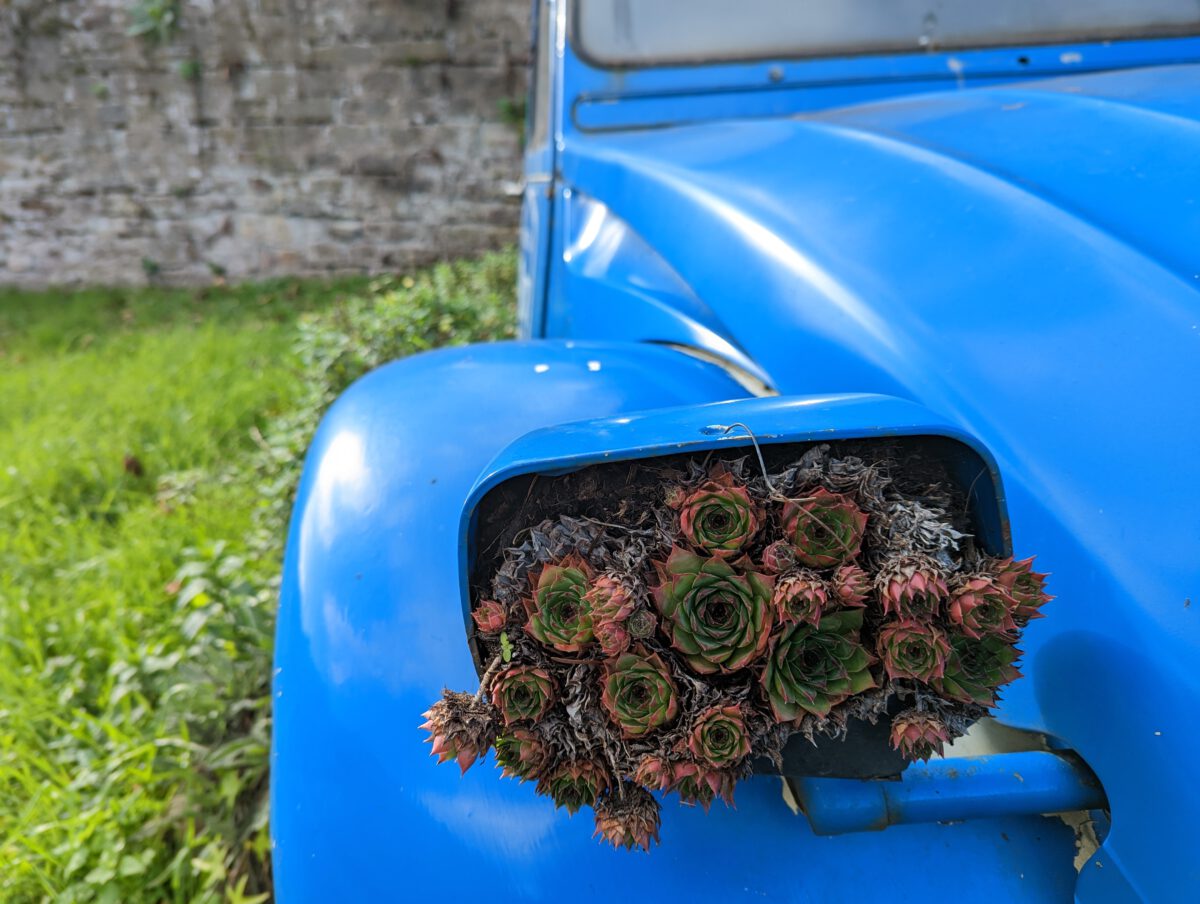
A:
0 255 517 902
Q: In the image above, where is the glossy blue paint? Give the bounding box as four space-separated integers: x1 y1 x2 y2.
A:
794 752 1105 836
273 340 1080 902
545 57 1200 904
278 3 1200 900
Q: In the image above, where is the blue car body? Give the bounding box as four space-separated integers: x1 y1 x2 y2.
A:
272 4 1200 901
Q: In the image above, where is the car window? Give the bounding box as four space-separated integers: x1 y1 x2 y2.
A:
575 0 1200 66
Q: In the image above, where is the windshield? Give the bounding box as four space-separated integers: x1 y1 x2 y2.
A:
576 0 1200 66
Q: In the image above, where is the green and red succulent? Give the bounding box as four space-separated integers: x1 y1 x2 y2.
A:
688 704 751 768
832 564 870 608
947 576 1018 640
773 569 829 626
877 620 951 683
601 647 680 737
537 760 611 814
876 555 949 622
760 540 796 574
632 754 672 792
490 665 556 726
653 547 774 674
523 554 596 652
593 785 662 852
494 728 547 782
667 762 736 810
595 619 631 656
420 690 498 775
991 556 1053 625
673 466 763 558
934 634 1023 707
889 709 951 762
472 599 508 634
761 609 876 721
585 573 637 625
780 488 868 568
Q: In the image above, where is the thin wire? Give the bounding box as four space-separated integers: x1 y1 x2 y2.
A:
711 422 778 496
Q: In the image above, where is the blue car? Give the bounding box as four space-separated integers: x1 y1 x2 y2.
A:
272 3 1200 901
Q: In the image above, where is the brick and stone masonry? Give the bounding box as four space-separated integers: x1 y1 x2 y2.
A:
0 0 530 285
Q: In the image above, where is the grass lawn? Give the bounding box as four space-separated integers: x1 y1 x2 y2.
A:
0 255 516 902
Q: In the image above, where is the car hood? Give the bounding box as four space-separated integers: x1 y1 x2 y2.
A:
563 62 1200 865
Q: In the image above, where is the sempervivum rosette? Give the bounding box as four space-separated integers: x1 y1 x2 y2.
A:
490 666 556 726
593 785 662 852
586 573 638 656
877 620 951 683
632 755 673 792
524 554 595 652
780 488 868 568
585 573 637 625
832 564 870 608
667 762 736 810
761 609 876 721
947 576 1018 640
671 466 763 559
934 635 1023 707
420 690 497 775
537 760 611 815
991 556 1053 625
653 547 774 674
889 709 951 762
595 619 631 657
875 555 949 621
688 704 751 768
472 599 507 634
773 569 830 626
760 540 796 575
601 647 679 737
494 728 547 782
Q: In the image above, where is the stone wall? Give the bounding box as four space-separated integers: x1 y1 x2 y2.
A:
0 0 530 285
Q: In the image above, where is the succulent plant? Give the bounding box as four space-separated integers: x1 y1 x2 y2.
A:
536 760 611 815
627 608 657 639
472 599 508 634
668 762 736 810
688 704 751 767
947 576 1018 640
593 785 662 851
632 754 673 791
494 728 547 782
585 573 637 625
420 690 498 774
653 547 774 674
673 466 763 558
760 540 796 575
875 555 949 621
490 665 556 726
991 556 1052 625
600 646 679 737
889 709 951 762
440 451 1047 852
780 488 868 568
934 634 1023 707
832 563 870 608
773 569 830 626
523 554 595 652
877 620 951 682
761 609 876 721
595 619 631 657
